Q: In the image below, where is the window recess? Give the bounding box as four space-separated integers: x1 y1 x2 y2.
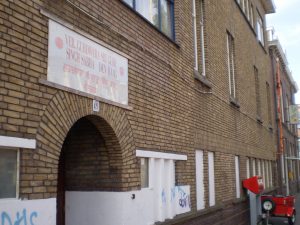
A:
122 0 175 40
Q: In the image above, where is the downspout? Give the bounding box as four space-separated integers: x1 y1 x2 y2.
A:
192 0 198 72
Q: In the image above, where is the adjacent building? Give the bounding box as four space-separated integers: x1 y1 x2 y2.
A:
268 29 299 195
0 0 295 225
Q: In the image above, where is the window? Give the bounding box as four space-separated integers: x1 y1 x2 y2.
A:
0 149 19 199
235 156 240 198
245 0 250 19
285 94 290 124
197 0 206 76
254 66 261 119
123 0 175 39
256 11 264 45
226 32 236 98
196 150 205 210
280 84 285 123
266 82 272 127
250 4 254 27
123 0 133 7
241 0 246 12
140 158 149 188
208 152 215 206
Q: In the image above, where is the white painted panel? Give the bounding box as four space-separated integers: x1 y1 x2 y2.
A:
196 150 205 210
157 158 165 222
136 150 187 160
66 187 190 225
265 160 269 188
262 160 266 187
246 157 250 178
149 158 155 188
66 190 154 225
0 135 36 149
0 198 56 225
235 156 240 198
175 186 191 214
165 160 172 219
208 152 215 207
258 159 261 176
252 158 256 176
269 161 273 187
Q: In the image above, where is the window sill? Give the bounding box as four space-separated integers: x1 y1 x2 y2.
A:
256 116 263 125
232 196 247 205
230 96 240 108
194 70 212 89
258 40 267 54
268 124 273 131
120 1 180 48
262 187 277 194
155 203 224 225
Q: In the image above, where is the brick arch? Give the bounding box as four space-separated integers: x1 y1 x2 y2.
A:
24 91 137 199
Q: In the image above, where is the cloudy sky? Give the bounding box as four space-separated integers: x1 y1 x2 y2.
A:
266 0 300 104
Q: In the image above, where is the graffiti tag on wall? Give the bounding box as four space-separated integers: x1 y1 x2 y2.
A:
1 209 37 225
0 199 56 225
177 187 190 209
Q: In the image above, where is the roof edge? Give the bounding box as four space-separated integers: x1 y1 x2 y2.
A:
262 0 276 14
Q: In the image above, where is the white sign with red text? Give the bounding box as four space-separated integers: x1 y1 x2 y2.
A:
47 20 128 105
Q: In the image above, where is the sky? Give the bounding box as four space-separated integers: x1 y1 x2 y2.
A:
266 0 300 104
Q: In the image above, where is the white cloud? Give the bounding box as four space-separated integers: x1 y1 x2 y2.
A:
275 26 300 48
274 0 298 12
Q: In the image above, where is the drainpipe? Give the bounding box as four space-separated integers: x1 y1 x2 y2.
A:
192 0 198 72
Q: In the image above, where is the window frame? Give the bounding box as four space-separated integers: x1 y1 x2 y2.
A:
256 10 265 46
254 66 262 121
226 31 236 99
199 0 206 76
266 82 272 127
0 148 20 200
122 0 175 40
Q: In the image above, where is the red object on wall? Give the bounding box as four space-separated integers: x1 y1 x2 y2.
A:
243 176 264 194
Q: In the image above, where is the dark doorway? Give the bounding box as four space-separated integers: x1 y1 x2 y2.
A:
56 116 123 225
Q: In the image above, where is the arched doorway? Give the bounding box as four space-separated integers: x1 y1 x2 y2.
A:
56 115 123 225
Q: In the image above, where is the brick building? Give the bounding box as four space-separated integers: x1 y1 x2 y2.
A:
0 0 283 225
268 29 299 196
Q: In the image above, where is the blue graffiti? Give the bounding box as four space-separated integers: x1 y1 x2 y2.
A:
1 209 38 225
161 189 167 204
177 187 190 208
170 187 176 202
